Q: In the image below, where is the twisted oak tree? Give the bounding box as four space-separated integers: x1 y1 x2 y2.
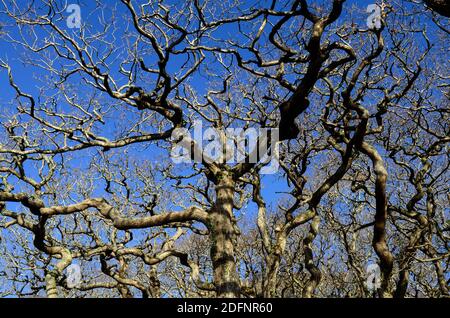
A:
0 0 448 298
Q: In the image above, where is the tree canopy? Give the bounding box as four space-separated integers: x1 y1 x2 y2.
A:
0 0 448 298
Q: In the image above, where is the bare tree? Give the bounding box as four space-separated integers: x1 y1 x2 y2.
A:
0 0 448 298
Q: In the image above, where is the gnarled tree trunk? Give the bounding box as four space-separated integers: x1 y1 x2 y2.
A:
209 172 240 297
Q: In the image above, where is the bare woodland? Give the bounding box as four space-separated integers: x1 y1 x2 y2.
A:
0 0 448 298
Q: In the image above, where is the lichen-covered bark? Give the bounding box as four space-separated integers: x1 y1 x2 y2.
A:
208 172 240 297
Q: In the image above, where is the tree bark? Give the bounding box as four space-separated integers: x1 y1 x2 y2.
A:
209 172 240 297
45 270 59 298
302 215 322 298
360 142 394 298
264 230 287 297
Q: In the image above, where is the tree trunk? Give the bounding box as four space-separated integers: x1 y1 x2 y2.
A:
148 266 161 298
45 270 59 298
361 142 394 298
209 172 240 297
264 229 287 297
302 215 322 298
